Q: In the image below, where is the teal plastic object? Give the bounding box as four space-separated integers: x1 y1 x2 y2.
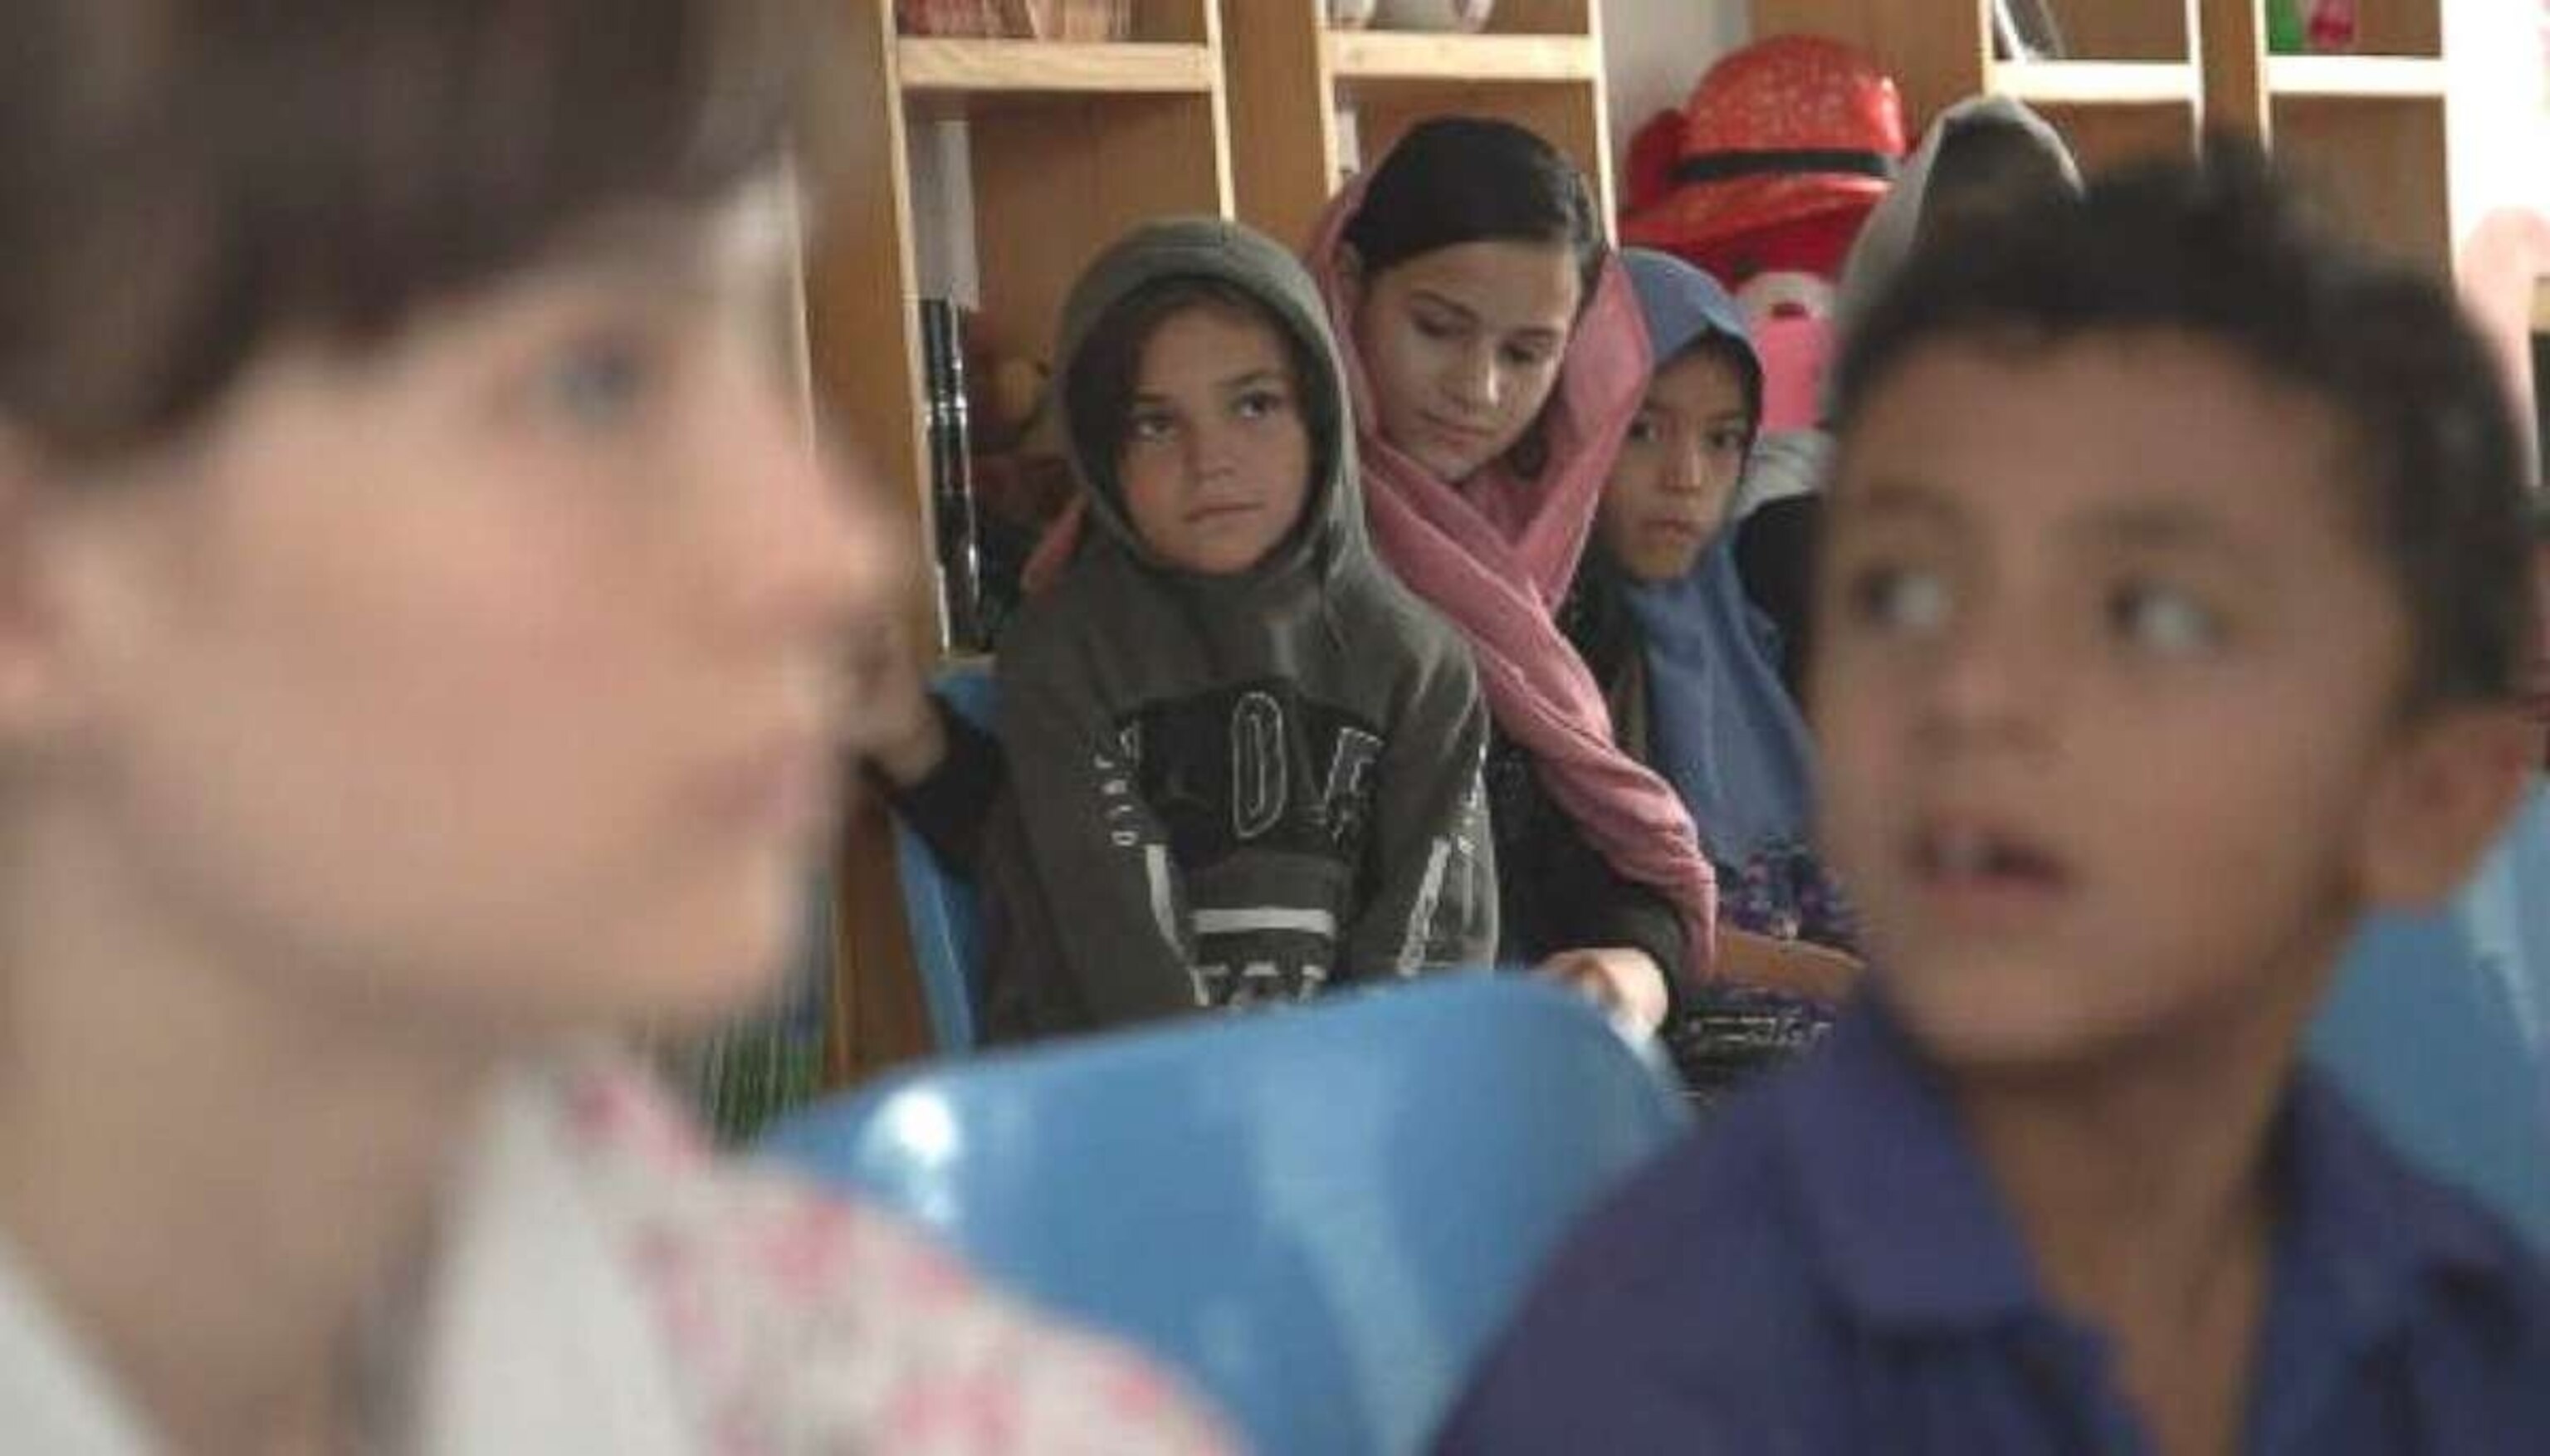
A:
760 975 1693 1454
893 662 994 1053
2311 779 2550 1255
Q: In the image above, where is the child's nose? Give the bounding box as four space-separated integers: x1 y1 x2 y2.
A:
1185 420 1237 482
1444 344 1500 413
715 365 902 655
1664 437 1710 496
1919 606 2058 755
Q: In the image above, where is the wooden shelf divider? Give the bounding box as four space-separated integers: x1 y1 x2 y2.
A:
1990 59 2201 107
2263 55 2449 101
895 37 1222 95
1325 31 1601 85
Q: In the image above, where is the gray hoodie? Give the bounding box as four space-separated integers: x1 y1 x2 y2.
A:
1825 95 2083 421
983 219 1497 1038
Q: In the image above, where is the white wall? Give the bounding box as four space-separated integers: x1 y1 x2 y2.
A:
1600 0 1751 183
2444 0 2548 241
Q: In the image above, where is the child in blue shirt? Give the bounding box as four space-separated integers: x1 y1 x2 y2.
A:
1436 140 2550 1454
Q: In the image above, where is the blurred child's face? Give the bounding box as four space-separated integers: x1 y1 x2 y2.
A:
1814 330 2425 1071
32 188 899 1039
1116 305 1313 576
1348 241 1579 482
1596 348 1752 582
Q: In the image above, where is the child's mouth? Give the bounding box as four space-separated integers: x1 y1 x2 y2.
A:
1419 413 1495 450
1908 821 2074 928
1185 501 1263 525
1640 516 1709 543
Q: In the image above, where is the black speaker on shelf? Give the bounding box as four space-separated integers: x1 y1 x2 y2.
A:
920 298 987 654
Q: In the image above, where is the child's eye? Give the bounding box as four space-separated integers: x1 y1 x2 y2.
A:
1126 409 1179 446
1411 311 1462 342
1624 412 1666 447
1501 342 1554 369
540 333 661 431
2108 580 2224 657
1233 388 1292 422
1705 425 1752 456
1846 562 1955 638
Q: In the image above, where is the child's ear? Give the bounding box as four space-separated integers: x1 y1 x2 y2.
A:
0 424 130 748
2357 703 2539 911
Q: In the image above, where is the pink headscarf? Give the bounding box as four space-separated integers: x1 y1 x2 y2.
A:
1305 169 1720 985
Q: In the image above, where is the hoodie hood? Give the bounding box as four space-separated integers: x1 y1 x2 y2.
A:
1614 249 1819 876
985 219 1502 1034
1623 247 1756 369
1619 248 1800 528
1053 217 1363 589
1623 250 1820 524
1825 95 2080 418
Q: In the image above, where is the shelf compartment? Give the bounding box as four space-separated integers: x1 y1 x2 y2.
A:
2270 93 2450 271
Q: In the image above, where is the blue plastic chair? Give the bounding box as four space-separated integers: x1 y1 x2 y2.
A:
894 662 994 1053
760 975 1693 1455
2310 778 2550 1255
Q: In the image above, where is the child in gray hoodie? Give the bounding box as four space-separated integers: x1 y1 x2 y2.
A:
982 220 1497 1038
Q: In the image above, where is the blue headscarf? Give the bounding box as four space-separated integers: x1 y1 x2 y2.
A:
1617 250 1819 887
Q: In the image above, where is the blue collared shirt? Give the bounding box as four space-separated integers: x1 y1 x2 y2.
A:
1435 1004 2550 1454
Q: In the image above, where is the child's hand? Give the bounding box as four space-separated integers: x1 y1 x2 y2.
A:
1716 928 1862 1006
848 622 946 790
1539 947 1670 1036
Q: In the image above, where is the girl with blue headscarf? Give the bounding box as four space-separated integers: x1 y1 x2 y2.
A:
1567 250 1856 970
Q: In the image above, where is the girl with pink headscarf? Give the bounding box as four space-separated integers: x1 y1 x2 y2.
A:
1306 118 1715 1030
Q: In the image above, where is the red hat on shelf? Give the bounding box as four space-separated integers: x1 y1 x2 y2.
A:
1619 35 1908 258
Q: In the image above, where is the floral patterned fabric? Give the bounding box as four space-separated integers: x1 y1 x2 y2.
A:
1719 840 1856 954
0 1053 1236 1455
471 1056 1236 1454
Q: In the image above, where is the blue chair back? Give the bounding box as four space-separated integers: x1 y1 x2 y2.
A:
896 662 994 1053
760 976 1692 1455
2311 778 2550 1254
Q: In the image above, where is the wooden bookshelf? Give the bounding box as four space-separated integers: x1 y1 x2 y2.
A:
2263 54 2448 100
2269 93 2451 266
804 0 1234 1083
894 37 1223 94
2201 0 2455 271
1221 0 1615 253
1326 30 1604 84
1991 58 2200 105
1747 0 2197 160
1752 0 2466 275
1751 0 2204 166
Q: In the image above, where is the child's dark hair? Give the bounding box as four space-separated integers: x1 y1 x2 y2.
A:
4 0 832 462
1067 278 1331 488
1344 117 1604 297
1834 135 2539 711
